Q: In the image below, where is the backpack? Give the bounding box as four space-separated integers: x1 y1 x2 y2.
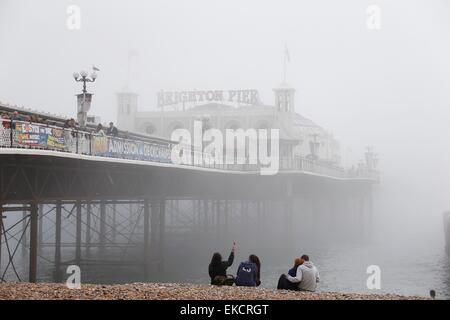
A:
235 262 257 286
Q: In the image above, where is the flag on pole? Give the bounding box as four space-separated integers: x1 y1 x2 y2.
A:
284 45 290 62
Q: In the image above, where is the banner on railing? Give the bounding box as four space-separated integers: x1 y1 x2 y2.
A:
91 135 172 163
13 122 65 150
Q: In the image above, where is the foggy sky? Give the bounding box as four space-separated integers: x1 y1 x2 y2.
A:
1 0 449 244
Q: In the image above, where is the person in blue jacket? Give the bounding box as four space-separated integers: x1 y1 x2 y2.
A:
235 254 261 287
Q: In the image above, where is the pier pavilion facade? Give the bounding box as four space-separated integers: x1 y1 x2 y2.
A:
116 84 341 167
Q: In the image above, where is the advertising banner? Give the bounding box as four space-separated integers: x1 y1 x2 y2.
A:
91 136 172 163
14 122 66 150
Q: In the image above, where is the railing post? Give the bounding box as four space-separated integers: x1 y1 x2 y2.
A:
10 121 13 147
89 133 92 155
75 131 79 154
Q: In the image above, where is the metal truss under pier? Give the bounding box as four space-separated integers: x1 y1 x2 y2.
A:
0 151 375 283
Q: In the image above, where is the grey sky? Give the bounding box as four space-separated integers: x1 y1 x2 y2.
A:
1 0 449 241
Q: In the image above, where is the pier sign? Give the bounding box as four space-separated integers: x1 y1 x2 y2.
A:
157 89 260 108
91 135 172 163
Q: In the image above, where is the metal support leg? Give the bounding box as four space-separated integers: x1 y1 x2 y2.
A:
100 200 106 252
159 199 165 272
143 199 150 279
112 203 116 241
75 200 82 265
224 200 229 240
150 201 158 261
22 208 27 257
86 201 91 248
358 196 365 240
54 200 62 282
367 192 373 241
203 200 209 231
0 205 3 275
215 200 220 237
29 203 38 283
285 197 293 251
38 203 43 253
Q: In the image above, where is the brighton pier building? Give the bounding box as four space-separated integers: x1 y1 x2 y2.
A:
116 83 341 167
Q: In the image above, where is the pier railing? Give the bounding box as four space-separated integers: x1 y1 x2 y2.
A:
0 119 378 180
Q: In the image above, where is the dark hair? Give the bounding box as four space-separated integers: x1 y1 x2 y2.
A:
301 254 309 261
210 252 222 265
249 254 261 281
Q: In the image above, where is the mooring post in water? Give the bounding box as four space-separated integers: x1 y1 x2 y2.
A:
143 199 150 279
54 200 62 282
29 202 38 283
75 200 82 265
159 198 166 272
100 200 106 252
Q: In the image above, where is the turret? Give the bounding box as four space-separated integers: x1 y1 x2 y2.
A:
273 83 295 113
116 90 138 131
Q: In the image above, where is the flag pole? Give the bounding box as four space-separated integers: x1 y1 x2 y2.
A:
283 49 287 83
127 54 131 88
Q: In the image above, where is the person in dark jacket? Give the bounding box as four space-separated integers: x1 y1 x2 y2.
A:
208 242 235 285
235 254 261 287
106 122 119 136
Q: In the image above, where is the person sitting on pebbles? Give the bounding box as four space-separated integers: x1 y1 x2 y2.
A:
208 242 235 286
284 254 320 292
235 254 261 287
277 257 304 291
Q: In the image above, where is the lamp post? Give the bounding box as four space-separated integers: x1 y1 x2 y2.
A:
73 70 97 127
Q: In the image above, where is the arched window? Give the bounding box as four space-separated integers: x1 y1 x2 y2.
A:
141 123 157 135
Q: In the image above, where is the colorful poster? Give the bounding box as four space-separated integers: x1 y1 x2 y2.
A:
46 128 65 150
91 136 108 156
13 122 65 150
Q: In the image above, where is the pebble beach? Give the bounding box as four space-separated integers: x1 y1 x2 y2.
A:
0 282 428 300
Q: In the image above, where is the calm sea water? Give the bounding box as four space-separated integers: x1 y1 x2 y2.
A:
187 242 450 299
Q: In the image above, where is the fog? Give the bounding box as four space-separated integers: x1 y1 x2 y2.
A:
1 0 449 295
